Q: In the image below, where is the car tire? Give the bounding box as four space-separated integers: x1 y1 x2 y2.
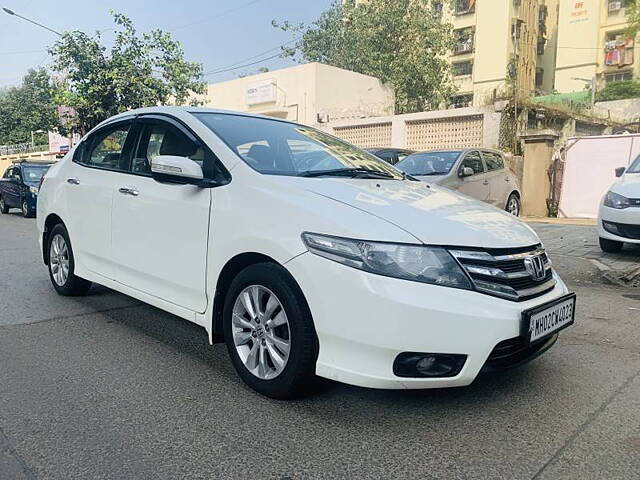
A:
47 223 92 296
223 262 319 399
22 200 33 218
0 196 8 214
599 237 623 253
506 193 521 216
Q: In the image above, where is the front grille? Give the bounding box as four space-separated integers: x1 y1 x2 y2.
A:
449 245 556 302
602 221 640 240
481 334 557 372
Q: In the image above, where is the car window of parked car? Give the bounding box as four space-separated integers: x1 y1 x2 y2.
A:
459 151 484 175
132 122 204 175
86 124 132 171
483 151 504 171
627 154 640 174
14 169 22 181
194 113 403 179
22 166 50 185
396 151 460 176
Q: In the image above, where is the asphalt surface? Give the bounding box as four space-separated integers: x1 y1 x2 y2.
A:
1 211 639 480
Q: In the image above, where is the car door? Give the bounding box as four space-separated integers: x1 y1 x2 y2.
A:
7 167 23 207
110 115 212 313
482 150 510 207
64 119 137 277
1 167 15 206
456 150 490 202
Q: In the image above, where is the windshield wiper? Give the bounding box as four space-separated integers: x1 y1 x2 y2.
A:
298 168 396 179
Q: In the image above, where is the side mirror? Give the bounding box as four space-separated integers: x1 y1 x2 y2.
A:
151 155 204 185
459 166 474 178
615 166 626 178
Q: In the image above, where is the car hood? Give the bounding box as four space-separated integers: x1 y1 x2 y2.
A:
611 173 640 197
297 178 539 248
413 174 448 184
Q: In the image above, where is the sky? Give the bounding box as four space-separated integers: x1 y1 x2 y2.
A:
0 0 334 87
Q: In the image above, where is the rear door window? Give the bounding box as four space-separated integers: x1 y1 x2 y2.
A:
483 151 505 171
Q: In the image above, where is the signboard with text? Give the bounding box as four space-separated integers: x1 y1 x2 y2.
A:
246 79 277 105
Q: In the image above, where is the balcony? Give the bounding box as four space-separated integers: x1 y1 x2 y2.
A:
454 0 476 15
454 28 475 55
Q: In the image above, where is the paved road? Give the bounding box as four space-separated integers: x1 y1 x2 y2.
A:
1 212 639 479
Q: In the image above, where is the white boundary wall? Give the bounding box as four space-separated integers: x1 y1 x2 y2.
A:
559 134 640 219
320 106 502 150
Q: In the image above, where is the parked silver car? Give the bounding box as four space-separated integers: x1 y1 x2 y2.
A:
396 148 522 216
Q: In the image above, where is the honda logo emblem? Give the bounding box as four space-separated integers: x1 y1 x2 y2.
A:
524 254 546 281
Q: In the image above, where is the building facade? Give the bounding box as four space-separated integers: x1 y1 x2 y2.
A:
205 62 394 126
554 0 639 93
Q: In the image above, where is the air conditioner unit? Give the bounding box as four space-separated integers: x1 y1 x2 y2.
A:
609 1 623 12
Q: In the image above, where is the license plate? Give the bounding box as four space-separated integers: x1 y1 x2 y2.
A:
522 293 576 344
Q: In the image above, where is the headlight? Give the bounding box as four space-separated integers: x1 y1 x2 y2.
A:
604 191 630 209
29 186 39 194
302 232 472 289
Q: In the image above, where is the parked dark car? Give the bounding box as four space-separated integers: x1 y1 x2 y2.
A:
0 161 52 217
365 147 415 165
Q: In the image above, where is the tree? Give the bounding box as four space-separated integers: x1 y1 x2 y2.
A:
595 80 640 102
0 68 59 145
627 0 640 35
274 0 455 114
49 11 206 135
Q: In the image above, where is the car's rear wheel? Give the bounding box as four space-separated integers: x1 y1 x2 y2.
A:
599 237 623 253
47 223 92 296
22 200 33 218
223 263 319 399
0 196 8 214
506 193 521 216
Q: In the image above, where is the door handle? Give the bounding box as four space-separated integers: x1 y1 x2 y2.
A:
118 187 139 197
483 180 489 186
67 178 80 185
505 177 511 182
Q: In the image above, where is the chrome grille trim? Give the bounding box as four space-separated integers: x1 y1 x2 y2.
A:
449 245 556 302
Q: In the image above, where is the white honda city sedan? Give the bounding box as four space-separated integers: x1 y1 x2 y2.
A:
598 157 640 252
37 107 575 398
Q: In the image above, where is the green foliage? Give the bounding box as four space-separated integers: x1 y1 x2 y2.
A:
0 69 59 145
627 0 640 36
274 0 456 114
595 80 640 102
49 11 206 135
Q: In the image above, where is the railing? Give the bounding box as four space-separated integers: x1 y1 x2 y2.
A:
0 143 49 156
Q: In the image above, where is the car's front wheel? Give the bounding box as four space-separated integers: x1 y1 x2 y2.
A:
599 237 623 253
506 193 521 216
0 196 8 214
47 223 92 296
223 263 319 399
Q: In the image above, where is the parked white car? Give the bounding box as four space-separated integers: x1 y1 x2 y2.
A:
37 107 574 398
598 157 640 252
395 149 522 216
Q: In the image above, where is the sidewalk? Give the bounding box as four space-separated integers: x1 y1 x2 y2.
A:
529 222 640 287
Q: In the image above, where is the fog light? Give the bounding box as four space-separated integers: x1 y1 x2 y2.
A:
393 352 467 378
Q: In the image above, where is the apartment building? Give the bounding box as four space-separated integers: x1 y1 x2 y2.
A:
554 0 639 93
350 0 558 107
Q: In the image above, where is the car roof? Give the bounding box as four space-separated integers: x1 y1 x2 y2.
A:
412 148 504 155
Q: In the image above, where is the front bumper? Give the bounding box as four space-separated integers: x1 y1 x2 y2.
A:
598 204 640 244
286 252 571 389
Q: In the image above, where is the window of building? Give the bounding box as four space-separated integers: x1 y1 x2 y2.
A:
604 31 634 67
453 61 473 77
605 71 633 84
451 93 473 109
608 0 628 13
535 68 544 87
454 28 475 55
432 0 443 18
454 0 476 15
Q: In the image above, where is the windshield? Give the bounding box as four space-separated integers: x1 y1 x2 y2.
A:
22 166 50 184
194 113 403 179
627 155 640 174
395 152 461 176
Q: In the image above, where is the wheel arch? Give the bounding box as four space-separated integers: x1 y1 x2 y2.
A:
42 213 65 265
211 252 305 343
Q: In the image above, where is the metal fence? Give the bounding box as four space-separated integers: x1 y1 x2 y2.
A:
0 143 49 156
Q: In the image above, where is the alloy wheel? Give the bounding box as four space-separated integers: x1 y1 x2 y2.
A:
508 197 520 216
231 285 291 380
49 234 70 286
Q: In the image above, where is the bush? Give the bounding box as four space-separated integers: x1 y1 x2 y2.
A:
595 81 640 102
